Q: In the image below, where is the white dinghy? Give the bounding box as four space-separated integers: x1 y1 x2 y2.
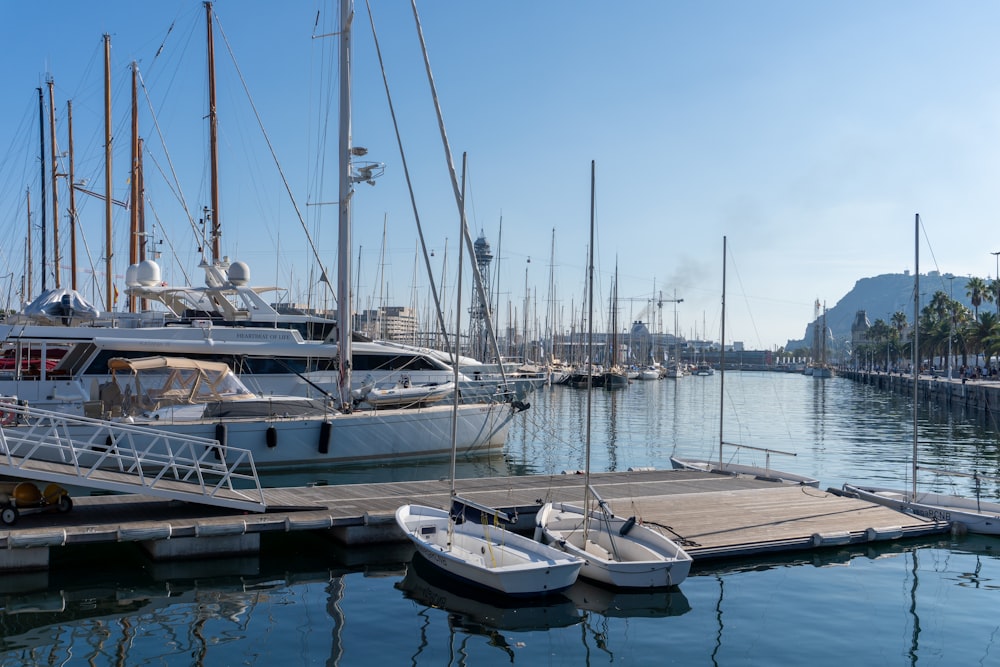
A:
395 503 582 597
535 486 692 588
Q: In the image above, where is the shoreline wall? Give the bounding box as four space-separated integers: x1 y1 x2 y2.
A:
839 369 998 413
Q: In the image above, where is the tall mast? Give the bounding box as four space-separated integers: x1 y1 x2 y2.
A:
449 156 468 495
719 235 727 468
584 160 595 526
337 0 355 409
129 61 140 312
47 79 60 289
67 100 79 290
546 227 555 364
103 33 114 311
38 87 47 293
137 137 145 264
912 214 919 499
205 1 221 263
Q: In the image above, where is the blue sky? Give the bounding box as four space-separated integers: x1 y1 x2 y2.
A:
2 1 999 351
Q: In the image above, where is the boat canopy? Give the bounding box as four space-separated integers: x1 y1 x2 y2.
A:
22 288 100 324
108 356 255 412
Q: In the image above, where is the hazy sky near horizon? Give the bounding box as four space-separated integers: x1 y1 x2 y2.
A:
2 1 999 351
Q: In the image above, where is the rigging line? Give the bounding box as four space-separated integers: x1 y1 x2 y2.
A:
306 6 336 254
212 11 335 300
137 152 196 286
364 0 450 348
727 247 794 441
410 0 507 381
918 216 961 297
136 70 201 254
144 196 192 286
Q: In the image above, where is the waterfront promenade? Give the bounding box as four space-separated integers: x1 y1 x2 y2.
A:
840 368 1000 412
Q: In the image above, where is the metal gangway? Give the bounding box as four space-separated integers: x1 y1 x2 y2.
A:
0 401 266 513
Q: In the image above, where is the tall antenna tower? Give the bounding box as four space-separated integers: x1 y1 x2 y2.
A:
469 232 494 360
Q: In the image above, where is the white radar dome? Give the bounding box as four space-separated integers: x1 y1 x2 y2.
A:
125 264 139 287
228 261 250 286
136 260 162 287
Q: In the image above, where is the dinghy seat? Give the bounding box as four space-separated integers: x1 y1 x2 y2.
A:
584 539 613 561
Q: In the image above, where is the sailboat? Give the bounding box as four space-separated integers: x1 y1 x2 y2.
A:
811 303 835 378
394 4 581 595
534 162 692 589
842 214 1000 533
601 262 630 389
670 237 820 487
0 0 519 468
664 292 685 379
395 175 581 596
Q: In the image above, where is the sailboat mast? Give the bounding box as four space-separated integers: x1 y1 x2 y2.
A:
719 235 727 468
412 3 506 378
585 161 595 508
47 79 60 289
450 156 468 497
129 62 140 313
546 227 556 364
205 1 221 263
37 87 46 293
66 100 78 290
336 0 355 410
913 214 919 498
103 34 113 311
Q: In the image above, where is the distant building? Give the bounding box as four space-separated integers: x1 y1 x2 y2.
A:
628 320 653 363
355 306 418 342
850 310 871 365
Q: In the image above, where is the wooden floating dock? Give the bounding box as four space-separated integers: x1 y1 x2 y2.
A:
0 469 948 571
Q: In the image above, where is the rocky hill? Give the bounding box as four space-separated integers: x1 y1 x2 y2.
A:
784 271 977 352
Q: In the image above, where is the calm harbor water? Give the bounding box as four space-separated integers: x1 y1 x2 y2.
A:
3 373 1000 666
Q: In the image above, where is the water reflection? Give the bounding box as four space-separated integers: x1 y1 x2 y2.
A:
358 374 1000 497
0 535 410 665
564 578 691 618
396 554 582 632
11 374 1000 664
2 533 999 666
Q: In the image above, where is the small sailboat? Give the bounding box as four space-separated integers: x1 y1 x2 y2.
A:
396 503 583 597
534 488 692 588
843 214 1000 533
670 237 820 487
535 162 692 589
395 215 580 597
395 31 581 594
602 262 630 390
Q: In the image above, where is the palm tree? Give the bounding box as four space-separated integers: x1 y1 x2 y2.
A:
890 311 908 369
867 319 892 370
990 277 1000 316
966 276 988 318
965 311 999 369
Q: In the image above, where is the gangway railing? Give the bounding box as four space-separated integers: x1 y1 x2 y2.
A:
0 401 266 513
